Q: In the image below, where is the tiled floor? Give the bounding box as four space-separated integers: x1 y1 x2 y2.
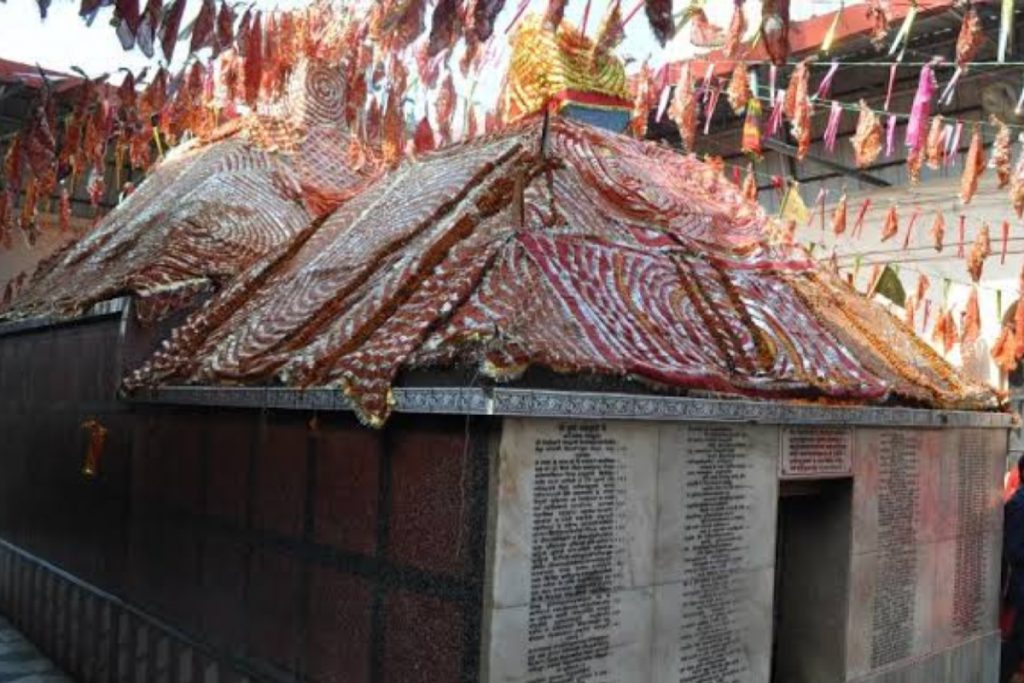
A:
0 617 72 683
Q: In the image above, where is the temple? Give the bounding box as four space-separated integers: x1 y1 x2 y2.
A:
0 9 1012 683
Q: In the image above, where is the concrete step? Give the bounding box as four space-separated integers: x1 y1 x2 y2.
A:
0 617 73 683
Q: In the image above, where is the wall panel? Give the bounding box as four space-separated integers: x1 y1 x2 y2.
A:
0 316 492 683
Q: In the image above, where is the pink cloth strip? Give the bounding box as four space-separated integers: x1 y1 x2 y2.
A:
816 62 840 100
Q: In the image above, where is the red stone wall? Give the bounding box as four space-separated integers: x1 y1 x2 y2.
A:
0 314 492 682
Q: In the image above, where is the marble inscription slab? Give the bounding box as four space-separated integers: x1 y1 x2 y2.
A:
653 424 779 683
847 430 938 678
780 427 853 479
869 431 926 668
846 428 1007 681
486 419 658 683
485 419 779 683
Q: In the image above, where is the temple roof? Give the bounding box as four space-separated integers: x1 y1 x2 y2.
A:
123 114 998 426
4 59 381 321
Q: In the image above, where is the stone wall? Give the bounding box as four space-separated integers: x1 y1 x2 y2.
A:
0 310 494 683
482 418 1007 683
847 429 1005 683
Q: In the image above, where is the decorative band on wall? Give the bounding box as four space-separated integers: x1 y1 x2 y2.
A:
3 300 1013 430
0 297 130 338
131 386 1014 429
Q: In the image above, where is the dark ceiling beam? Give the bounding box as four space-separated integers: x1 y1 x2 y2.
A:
763 139 891 187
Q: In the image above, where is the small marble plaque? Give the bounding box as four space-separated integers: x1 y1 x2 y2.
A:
780 427 852 479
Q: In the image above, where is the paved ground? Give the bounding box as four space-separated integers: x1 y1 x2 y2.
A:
0 617 72 683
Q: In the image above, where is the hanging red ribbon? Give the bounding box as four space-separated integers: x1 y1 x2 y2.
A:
958 214 966 258
807 187 826 228
80 419 108 477
820 187 827 231
1002 219 1011 264
902 206 922 249
853 198 872 238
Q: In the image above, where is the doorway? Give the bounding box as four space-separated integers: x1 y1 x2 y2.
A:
771 479 853 683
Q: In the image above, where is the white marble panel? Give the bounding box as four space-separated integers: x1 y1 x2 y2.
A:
952 521 1000 642
978 431 1010 535
486 419 782 683
916 431 948 545
851 429 943 555
935 431 965 543
652 566 774 683
845 551 878 680
845 541 937 679
982 531 1002 637
485 586 654 683
846 424 1008 683
846 631 1002 683
913 541 938 658
490 418 658 610
935 430 1004 543
490 423 533 610
650 423 777 683
851 430 880 557
932 538 957 653
654 423 779 584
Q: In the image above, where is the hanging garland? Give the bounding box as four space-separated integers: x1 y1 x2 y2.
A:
799 196 1024 371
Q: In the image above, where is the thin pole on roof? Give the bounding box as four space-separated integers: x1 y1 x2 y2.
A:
540 108 551 158
515 170 526 228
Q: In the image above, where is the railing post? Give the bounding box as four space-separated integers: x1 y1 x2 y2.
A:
116 611 132 681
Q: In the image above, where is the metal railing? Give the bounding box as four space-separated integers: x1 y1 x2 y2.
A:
0 537 286 683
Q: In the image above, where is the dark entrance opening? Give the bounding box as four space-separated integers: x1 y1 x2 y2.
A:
771 479 853 683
